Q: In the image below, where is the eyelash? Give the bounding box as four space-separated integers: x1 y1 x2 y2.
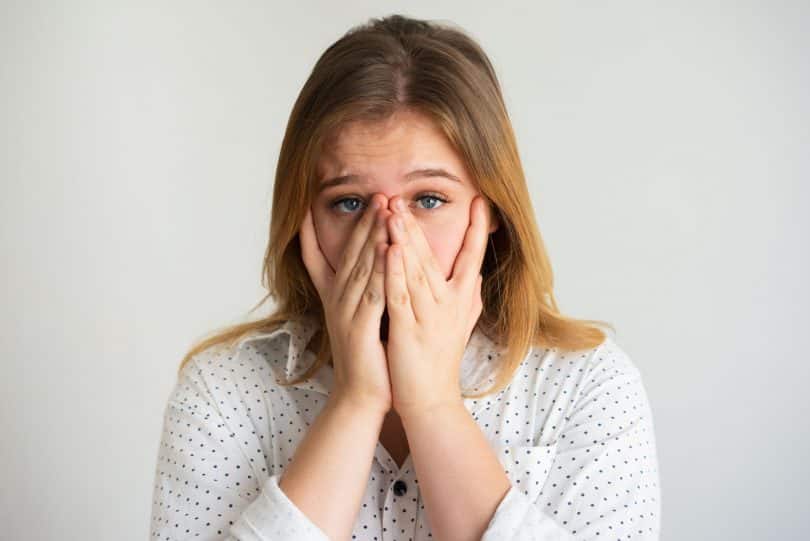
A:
329 193 449 215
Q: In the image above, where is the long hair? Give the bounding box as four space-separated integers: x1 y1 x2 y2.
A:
177 14 613 399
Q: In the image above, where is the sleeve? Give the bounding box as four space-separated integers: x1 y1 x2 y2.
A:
149 354 331 541
481 339 662 540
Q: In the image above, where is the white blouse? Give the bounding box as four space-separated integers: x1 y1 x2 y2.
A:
150 315 661 540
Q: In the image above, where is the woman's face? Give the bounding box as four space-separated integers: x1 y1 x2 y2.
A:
312 109 499 281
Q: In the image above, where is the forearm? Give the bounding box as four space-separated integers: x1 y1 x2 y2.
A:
400 400 512 541
279 393 386 541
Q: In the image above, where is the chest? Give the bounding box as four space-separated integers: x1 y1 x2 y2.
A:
378 412 410 468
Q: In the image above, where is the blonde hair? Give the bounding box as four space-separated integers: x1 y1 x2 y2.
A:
178 14 614 399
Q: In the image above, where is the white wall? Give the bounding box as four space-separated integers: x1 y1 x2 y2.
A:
2 1 807 539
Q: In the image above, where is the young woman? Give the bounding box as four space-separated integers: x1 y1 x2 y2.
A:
150 14 661 541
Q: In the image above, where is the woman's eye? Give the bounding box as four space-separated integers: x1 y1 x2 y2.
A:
417 194 447 210
330 194 448 215
330 197 364 214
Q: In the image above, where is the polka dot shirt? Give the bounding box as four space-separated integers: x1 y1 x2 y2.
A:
150 315 661 540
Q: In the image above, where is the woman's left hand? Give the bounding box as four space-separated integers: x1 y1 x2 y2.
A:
384 195 490 419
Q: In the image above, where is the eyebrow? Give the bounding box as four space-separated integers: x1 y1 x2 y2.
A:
318 168 462 192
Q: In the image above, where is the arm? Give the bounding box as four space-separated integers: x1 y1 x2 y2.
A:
399 340 661 541
273 392 387 541
150 354 386 541
399 401 514 541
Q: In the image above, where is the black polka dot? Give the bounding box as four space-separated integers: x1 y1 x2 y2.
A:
150 316 660 539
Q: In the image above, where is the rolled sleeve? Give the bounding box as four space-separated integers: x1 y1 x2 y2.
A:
482 482 574 541
229 474 331 541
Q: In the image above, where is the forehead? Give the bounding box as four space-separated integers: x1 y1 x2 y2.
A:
317 110 469 181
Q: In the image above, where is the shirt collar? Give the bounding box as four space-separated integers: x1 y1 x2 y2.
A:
235 315 509 418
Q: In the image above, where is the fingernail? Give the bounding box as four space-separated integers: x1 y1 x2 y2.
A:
395 199 405 211
371 199 381 210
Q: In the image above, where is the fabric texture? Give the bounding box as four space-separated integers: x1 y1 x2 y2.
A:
150 315 661 540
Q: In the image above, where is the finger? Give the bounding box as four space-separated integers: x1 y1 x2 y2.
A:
385 242 416 326
449 196 489 291
466 272 483 339
344 207 389 314
354 241 388 324
389 196 446 301
299 205 333 296
335 195 385 297
388 209 435 322
475 273 483 314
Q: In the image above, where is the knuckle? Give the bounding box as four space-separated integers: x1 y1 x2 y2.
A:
350 260 370 283
363 286 382 305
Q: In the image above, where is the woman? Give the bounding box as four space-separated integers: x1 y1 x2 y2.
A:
150 14 661 541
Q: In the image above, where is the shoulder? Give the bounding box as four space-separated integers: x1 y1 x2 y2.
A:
525 331 644 390
184 332 293 393
580 333 644 384
554 333 657 433
184 316 318 383
173 316 327 414
579 333 649 399
512 332 652 431
166 333 289 424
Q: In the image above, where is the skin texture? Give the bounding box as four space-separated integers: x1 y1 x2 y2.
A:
312 108 499 282
381 192 492 418
297 110 513 541
309 107 503 469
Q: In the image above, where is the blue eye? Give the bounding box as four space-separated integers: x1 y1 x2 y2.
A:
418 194 445 210
330 193 448 215
332 197 364 214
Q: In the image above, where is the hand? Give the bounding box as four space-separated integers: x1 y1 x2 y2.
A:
299 194 394 415
383 195 489 419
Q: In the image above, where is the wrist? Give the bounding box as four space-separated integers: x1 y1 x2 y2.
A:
328 391 390 421
396 397 465 424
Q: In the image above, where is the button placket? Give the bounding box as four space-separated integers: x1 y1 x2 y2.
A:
382 468 418 541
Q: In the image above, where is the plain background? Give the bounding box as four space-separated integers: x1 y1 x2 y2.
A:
2 1 808 539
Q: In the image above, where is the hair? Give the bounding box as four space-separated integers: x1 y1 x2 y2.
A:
177 14 614 399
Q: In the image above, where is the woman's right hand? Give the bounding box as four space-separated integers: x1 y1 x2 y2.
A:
299 194 393 416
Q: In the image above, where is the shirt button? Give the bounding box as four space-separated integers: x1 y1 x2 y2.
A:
393 479 408 496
